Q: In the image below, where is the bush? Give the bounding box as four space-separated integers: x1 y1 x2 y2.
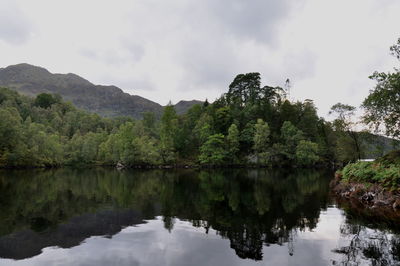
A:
340 159 400 189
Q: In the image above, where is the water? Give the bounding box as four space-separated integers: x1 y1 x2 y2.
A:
0 168 399 266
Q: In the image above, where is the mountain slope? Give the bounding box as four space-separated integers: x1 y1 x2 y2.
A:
174 100 203 115
0 63 163 118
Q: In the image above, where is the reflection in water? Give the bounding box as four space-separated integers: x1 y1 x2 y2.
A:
332 217 400 265
0 168 399 265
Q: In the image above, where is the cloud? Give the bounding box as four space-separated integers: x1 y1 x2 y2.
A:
206 0 293 44
79 42 145 66
0 0 399 115
118 0 299 96
0 1 33 45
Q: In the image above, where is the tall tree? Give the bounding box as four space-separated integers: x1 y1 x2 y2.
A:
34 93 60 109
253 119 270 164
199 134 226 165
362 38 400 138
227 124 240 163
329 103 362 161
160 104 178 163
227 73 261 107
280 121 304 161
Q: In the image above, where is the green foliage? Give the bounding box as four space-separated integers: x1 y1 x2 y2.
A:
34 93 60 109
227 124 240 163
199 134 226 165
0 107 22 155
160 105 178 164
280 121 304 161
0 87 158 167
253 119 270 164
3 66 388 168
376 150 400 165
362 38 400 138
329 103 362 162
194 113 213 144
295 140 319 166
341 154 400 189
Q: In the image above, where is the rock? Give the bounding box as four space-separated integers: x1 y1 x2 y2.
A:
341 192 350 198
373 200 388 207
116 162 125 169
361 192 375 203
393 199 400 210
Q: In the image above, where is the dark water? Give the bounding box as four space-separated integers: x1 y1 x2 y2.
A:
0 168 399 266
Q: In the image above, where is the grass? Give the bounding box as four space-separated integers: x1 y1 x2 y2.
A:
339 150 400 190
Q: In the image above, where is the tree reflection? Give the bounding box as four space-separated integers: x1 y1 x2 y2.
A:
332 214 400 265
0 168 331 260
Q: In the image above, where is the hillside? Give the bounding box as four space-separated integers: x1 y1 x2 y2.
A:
0 64 201 118
174 100 203 114
359 132 400 159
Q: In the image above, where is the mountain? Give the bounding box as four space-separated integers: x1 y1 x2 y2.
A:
0 64 201 118
174 100 203 114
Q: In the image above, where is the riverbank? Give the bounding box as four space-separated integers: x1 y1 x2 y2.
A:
330 150 400 215
331 173 400 211
0 161 333 170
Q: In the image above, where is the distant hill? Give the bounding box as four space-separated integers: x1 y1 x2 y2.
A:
359 132 400 159
0 64 201 118
174 100 203 115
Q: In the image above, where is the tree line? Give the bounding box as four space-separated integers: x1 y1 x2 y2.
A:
0 83 369 168
1 38 400 168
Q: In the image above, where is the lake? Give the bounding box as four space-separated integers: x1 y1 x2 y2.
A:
0 168 399 266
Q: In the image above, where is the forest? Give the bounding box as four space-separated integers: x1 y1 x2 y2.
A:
1 39 400 169
0 71 395 168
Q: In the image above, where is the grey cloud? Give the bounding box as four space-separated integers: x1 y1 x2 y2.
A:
0 1 33 45
100 75 156 92
122 41 145 62
173 0 301 92
122 78 156 92
79 44 145 66
206 0 292 44
177 39 239 92
121 0 298 93
79 49 99 60
283 49 317 80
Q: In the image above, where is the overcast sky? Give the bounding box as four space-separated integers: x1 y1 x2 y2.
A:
0 0 399 117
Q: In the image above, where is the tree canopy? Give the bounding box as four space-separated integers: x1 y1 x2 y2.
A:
0 69 396 168
362 38 400 138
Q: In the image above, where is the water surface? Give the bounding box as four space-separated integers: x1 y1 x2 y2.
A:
0 168 399 265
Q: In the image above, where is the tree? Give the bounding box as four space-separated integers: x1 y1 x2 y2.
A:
142 112 157 136
34 93 60 109
194 113 213 145
131 136 161 165
0 107 22 153
227 124 240 163
281 121 303 157
295 140 319 166
199 134 226 165
253 119 270 164
226 72 283 108
362 38 400 138
160 105 178 164
329 103 362 161
227 73 261 107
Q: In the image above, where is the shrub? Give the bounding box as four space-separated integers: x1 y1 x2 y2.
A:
340 160 400 189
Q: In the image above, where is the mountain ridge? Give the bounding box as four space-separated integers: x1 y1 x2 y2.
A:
0 63 202 118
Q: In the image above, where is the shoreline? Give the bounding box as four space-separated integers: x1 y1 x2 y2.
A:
0 163 332 170
330 173 400 217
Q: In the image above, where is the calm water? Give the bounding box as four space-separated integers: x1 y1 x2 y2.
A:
0 168 399 266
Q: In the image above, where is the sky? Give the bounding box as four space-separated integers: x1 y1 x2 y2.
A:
0 0 399 118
